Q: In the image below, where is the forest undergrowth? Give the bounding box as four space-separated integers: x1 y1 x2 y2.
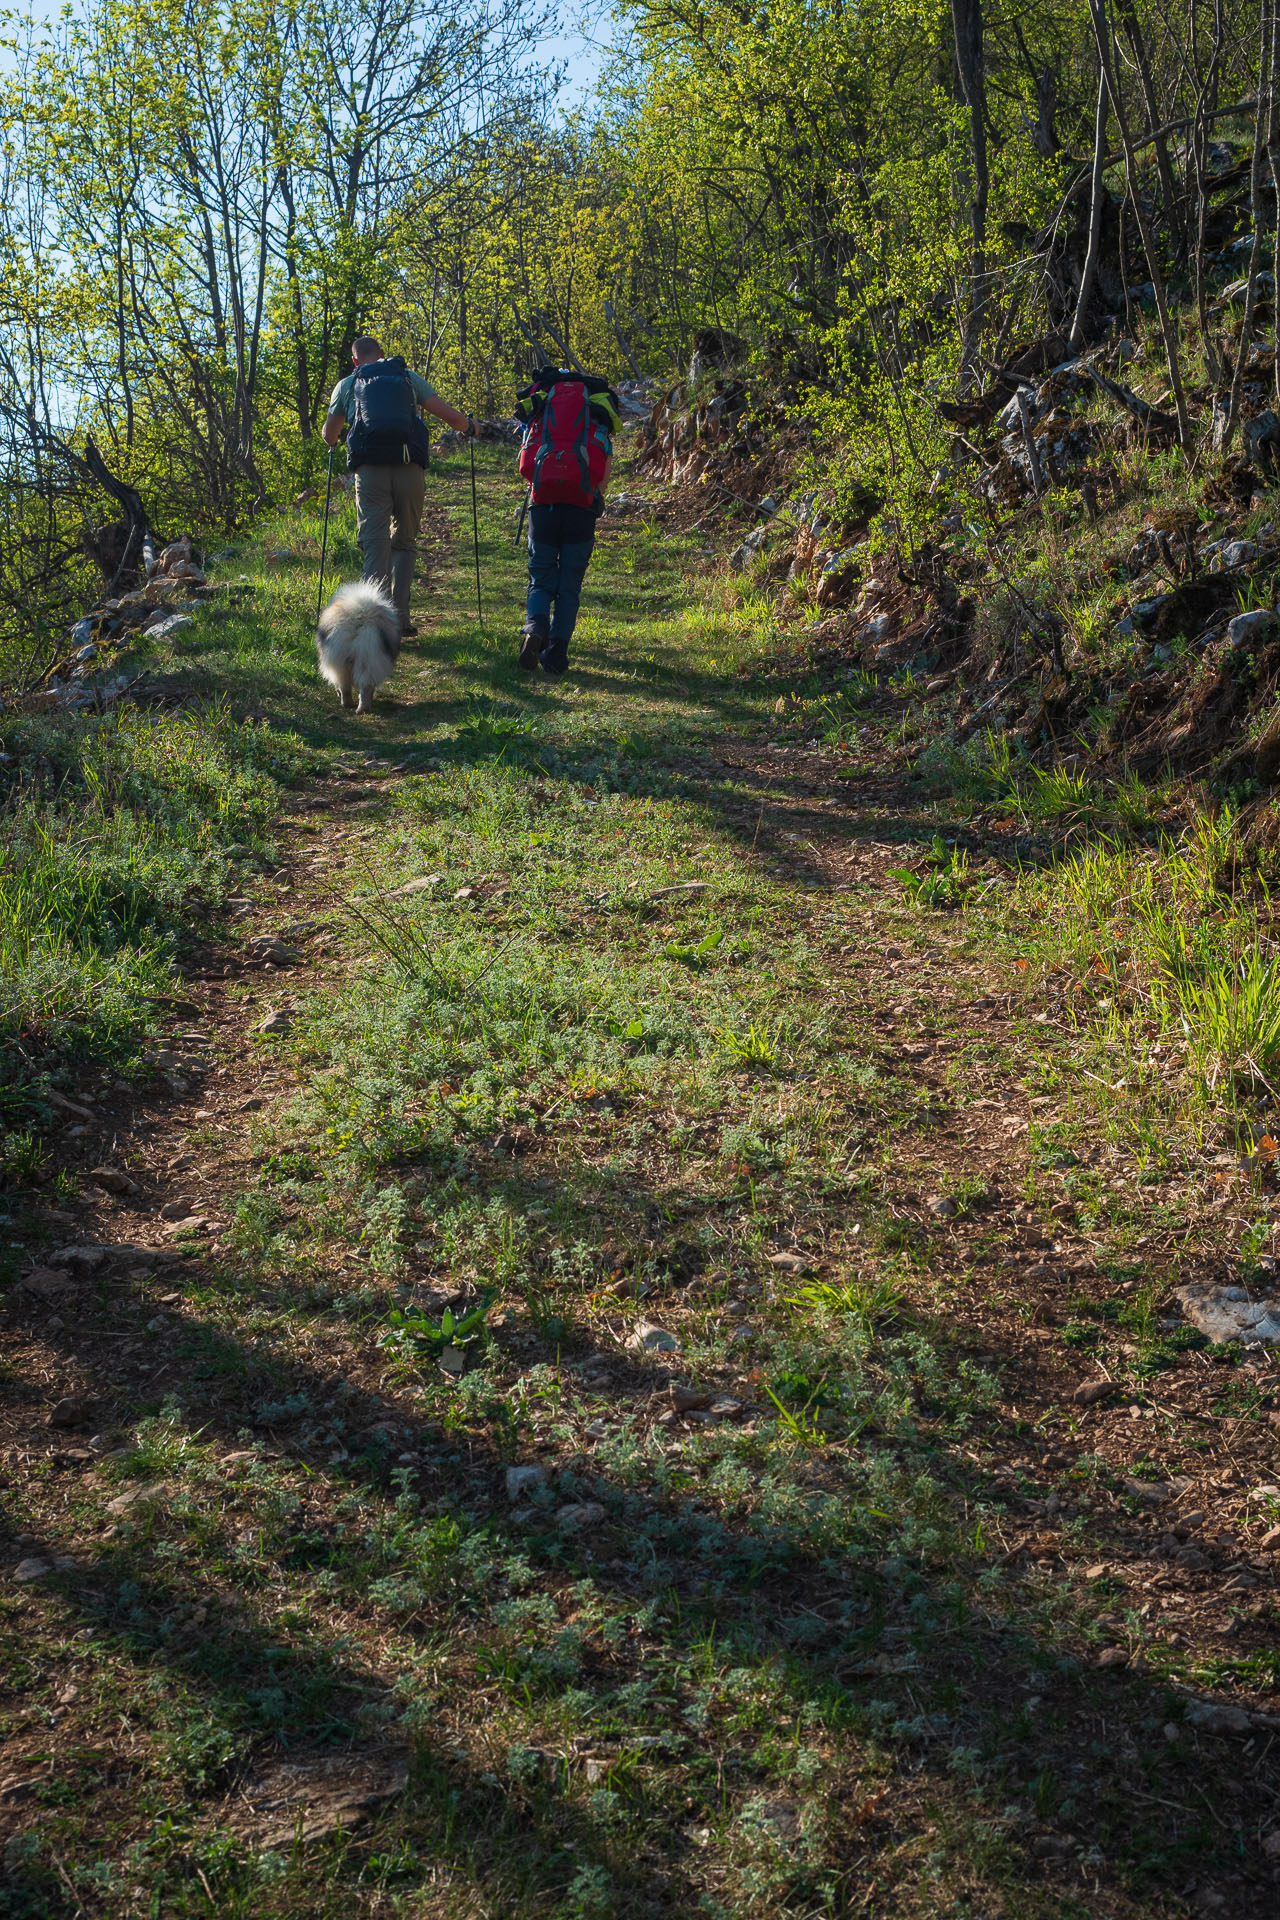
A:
3 446 1280 1919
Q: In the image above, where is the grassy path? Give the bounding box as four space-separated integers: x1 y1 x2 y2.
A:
3 448 1280 1918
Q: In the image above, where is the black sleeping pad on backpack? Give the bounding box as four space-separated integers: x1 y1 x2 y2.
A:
515 365 620 431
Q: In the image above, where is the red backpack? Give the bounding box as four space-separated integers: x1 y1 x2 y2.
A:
518 373 613 507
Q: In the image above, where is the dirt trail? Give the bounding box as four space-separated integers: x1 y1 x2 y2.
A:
17 717 1274 1703
659 718 1280 1686
6 479 1280 1914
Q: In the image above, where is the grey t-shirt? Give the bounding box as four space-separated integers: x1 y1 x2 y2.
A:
328 367 438 420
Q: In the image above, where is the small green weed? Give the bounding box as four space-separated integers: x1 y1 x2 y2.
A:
0 1128 47 1189
763 1386 830 1447
794 1276 907 1325
664 927 723 969
714 1020 783 1068
889 836 972 908
383 1293 494 1365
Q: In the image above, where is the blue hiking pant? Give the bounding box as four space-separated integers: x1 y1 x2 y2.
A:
526 527 595 671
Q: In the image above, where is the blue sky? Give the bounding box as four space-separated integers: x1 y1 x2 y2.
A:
558 4 613 101
18 0 616 96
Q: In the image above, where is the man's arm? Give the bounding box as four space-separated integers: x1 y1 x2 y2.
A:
423 393 474 434
322 374 350 448
409 374 473 434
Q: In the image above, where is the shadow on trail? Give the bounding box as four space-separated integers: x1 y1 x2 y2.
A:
6 1175 1272 1916
319 704 988 899
2 1522 695 1918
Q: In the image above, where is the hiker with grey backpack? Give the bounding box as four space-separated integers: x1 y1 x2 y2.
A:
514 367 620 674
323 335 476 637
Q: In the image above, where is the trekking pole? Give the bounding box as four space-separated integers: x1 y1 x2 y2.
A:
314 446 335 629
469 436 483 626
513 488 530 548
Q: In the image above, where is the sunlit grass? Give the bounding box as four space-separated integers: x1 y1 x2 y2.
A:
0 702 304 1102
1009 805 1280 1110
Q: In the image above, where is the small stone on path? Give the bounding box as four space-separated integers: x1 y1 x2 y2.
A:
107 1482 169 1519
50 1245 108 1273
1183 1699 1253 1736
48 1395 92 1429
1175 1282 1280 1344
89 1166 138 1195
629 1321 681 1353
556 1502 606 1532
19 1268 75 1301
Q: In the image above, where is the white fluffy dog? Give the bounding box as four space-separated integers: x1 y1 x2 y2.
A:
315 581 401 712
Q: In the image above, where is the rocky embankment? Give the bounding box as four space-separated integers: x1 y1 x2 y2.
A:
639 327 1280 795
22 535 251 716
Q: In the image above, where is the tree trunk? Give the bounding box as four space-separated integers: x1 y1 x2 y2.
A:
1224 0 1272 447
1119 1 1183 250
1268 0 1280 401
1193 0 1229 385
82 434 160 576
1034 66 1059 159
1070 66 1110 350
1089 0 1191 446
951 0 989 395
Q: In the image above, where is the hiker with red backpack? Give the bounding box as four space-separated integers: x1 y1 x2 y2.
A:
515 367 620 674
323 336 475 637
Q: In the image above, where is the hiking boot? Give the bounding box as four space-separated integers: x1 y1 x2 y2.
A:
540 646 568 677
400 619 419 638
518 622 547 671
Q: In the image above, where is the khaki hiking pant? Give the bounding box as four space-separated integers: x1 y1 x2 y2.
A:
355 462 425 627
